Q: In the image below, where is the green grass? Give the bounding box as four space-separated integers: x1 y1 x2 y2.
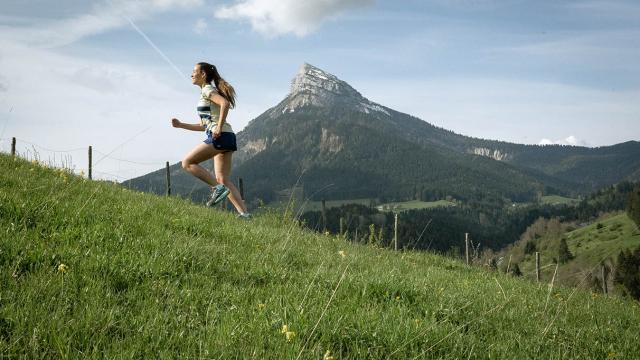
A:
281 199 456 213
1 154 640 358
377 200 456 212
511 195 579 209
540 195 580 206
517 213 640 288
295 198 375 212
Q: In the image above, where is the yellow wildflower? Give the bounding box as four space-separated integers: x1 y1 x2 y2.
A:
58 264 69 274
324 350 334 360
281 324 289 334
338 250 346 258
257 303 266 310
285 331 296 342
324 231 330 236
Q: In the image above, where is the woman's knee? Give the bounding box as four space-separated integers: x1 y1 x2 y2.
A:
181 158 192 170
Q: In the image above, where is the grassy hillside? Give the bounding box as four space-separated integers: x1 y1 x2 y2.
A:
1 154 640 359
541 195 580 206
377 200 457 212
516 213 640 288
294 199 456 213
298 198 374 212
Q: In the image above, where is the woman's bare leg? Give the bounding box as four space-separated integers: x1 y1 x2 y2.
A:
182 143 221 187
214 151 247 214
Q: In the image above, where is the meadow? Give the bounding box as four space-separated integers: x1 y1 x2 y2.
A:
376 200 456 213
287 199 455 213
1 153 639 359
517 212 640 288
540 195 580 206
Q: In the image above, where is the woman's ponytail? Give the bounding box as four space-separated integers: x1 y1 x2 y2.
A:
215 78 236 109
198 62 236 109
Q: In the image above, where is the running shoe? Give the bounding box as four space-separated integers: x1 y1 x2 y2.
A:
237 213 253 220
206 184 230 207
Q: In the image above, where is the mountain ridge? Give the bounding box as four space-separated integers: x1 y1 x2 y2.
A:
126 63 640 204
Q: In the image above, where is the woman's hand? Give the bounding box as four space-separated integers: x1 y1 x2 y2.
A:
171 118 181 128
213 125 222 139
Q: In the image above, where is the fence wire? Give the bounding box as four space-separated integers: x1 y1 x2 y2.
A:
3 136 171 182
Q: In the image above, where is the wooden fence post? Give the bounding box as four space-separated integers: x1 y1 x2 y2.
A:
339 217 344 237
88 146 92 180
11 137 16 157
394 213 399 251
465 233 470 265
321 199 327 232
239 178 244 200
536 252 541 282
601 264 608 296
165 161 171 196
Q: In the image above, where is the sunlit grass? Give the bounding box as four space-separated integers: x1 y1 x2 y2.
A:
1 154 639 358
518 212 640 288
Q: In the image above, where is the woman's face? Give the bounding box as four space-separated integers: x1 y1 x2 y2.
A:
191 65 206 86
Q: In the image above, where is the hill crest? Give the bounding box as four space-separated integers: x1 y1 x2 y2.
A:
126 64 640 205
2 153 640 358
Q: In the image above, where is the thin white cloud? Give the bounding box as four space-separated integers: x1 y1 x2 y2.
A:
568 0 640 20
215 0 374 37
0 0 204 47
193 18 208 34
495 30 640 68
355 76 640 147
539 136 589 147
0 40 196 181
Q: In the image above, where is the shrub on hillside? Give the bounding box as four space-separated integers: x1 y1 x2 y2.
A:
510 263 523 277
558 238 574 264
627 186 640 229
614 248 640 300
524 240 537 255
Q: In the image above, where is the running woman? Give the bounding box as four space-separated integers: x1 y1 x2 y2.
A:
171 62 250 219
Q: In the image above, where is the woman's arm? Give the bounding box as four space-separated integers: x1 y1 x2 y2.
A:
209 93 230 138
172 118 204 131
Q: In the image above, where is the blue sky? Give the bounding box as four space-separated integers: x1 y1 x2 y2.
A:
1 0 639 181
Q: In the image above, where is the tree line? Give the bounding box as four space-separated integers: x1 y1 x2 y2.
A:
614 184 640 300
301 181 639 254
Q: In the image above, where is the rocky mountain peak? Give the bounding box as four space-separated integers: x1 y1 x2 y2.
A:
282 63 389 116
290 63 353 95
